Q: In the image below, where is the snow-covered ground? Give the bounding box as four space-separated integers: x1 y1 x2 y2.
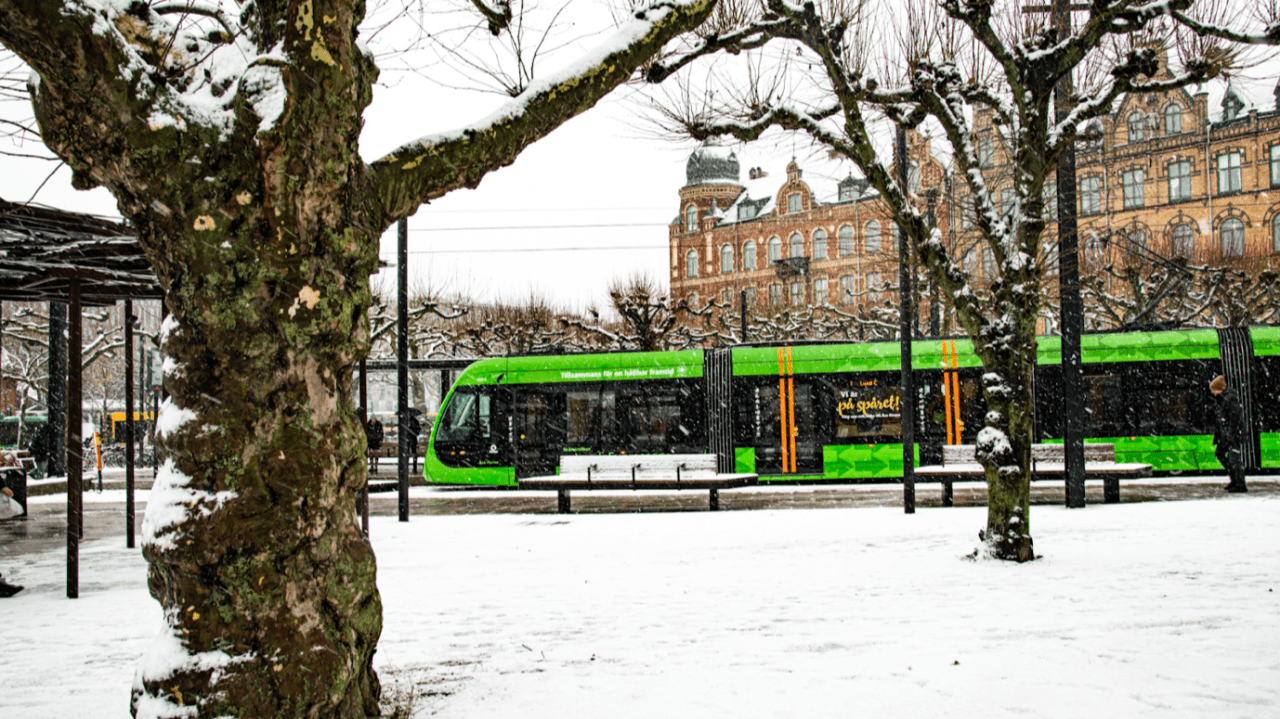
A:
2 496 1276 718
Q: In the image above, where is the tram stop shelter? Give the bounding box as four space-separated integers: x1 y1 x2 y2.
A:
0 198 161 598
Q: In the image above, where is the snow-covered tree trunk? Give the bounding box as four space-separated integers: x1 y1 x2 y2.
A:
0 0 715 716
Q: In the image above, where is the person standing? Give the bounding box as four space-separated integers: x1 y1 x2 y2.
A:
0 485 24 597
1210 375 1248 493
365 417 384 474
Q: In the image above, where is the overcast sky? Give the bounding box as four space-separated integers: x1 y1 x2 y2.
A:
1 1 1276 314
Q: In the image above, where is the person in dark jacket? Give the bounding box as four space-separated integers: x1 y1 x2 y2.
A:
407 411 422 472
26 422 50 480
365 418 384 474
1210 375 1248 493
0 486 23 597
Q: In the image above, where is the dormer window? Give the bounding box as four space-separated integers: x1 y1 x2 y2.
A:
685 204 698 233
1127 111 1146 142
1164 104 1182 135
737 204 754 222
788 193 802 213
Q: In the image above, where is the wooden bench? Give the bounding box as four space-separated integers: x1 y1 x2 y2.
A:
520 454 757 513
917 443 1152 506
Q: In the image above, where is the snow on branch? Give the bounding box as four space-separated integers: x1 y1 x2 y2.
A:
370 0 717 224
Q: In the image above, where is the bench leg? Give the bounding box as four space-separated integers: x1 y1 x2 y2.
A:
942 480 953 508
709 488 719 511
557 488 571 514
1104 478 1119 504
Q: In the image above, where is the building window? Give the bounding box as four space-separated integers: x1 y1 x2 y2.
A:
1128 228 1147 248
813 229 828 259
744 287 757 307
1000 189 1015 218
768 236 782 263
1172 223 1195 257
866 272 882 295
1271 145 1280 187
790 281 803 306
685 250 699 278
1220 218 1245 256
865 220 881 253
738 204 754 222
689 292 699 309
1273 215 1280 253
814 278 828 306
978 136 994 168
1080 176 1101 215
838 225 854 257
788 193 802 213
963 248 977 274
1122 169 1145 209
961 207 975 230
721 288 733 305
839 275 856 303
743 241 757 270
789 232 804 258
768 283 783 306
982 248 995 278
890 224 900 252
1127 111 1145 142
1217 152 1242 195
1164 104 1182 135
685 204 698 233
720 244 734 273
1168 161 1192 203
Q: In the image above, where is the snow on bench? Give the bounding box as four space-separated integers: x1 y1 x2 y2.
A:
520 453 757 513
920 442 1151 506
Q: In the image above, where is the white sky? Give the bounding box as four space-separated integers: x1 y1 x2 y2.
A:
0 1 1277 312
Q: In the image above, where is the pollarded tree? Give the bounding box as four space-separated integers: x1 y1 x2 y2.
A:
647 0 1251 560
0 0 717 716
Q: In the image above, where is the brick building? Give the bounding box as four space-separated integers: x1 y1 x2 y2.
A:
669 134 948 312
670 51 1280 314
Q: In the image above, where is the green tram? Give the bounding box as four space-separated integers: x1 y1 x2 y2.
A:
424 327 1280 486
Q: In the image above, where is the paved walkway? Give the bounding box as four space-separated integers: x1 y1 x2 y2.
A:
3 475 1275 561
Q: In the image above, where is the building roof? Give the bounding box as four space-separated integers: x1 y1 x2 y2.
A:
684 144 742 187
0 200 161 305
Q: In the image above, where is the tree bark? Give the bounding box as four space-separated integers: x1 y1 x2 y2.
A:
0 1 715 715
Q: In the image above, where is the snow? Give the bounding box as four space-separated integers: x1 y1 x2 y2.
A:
2 492 1277 718
139 459 236 551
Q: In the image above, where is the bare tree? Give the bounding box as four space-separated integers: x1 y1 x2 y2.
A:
643 0 1258 561
0 0 717 715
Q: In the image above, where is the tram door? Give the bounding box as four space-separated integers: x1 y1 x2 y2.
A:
512 388 566 479
752 349 823 475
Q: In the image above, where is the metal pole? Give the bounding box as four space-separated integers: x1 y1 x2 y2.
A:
125 300 135 549
1054 0 1086 509
48 301 67 478
740 289 748 343
359 357 369 535
397 217 409 522
66 279 82 598
897 128 916 514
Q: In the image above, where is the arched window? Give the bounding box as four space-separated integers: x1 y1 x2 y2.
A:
685 250 699 278
865 221 881 253
1220 218 1245 256
742 241 757 270
813 229 828 260
1128 227 1148 248
1164 104 1182 135
1127 111 1146 142
720 245 734 273
1171 223 1195 257
768 236 782 263
789 233 804 258
1273 215 1280 253
838 225 854 257
685 204 698 233
890 224 901 252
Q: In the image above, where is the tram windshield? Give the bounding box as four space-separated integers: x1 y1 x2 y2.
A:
436 389 493 444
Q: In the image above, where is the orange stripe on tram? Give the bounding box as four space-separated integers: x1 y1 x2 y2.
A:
948 340 962 443
942 340 955 445
786 348 797 473
777 347 789 472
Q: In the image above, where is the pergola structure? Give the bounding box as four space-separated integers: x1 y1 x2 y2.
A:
0 198 161 598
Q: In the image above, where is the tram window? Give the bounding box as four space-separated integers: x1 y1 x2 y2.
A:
436 389 493 443
1253 356 1280 432
515 390 566 447
621 389 685 451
